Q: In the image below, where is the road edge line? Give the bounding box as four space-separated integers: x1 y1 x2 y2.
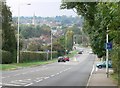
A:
86 63 95 88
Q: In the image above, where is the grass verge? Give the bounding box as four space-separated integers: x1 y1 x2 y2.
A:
110 73 119 85
1 50 78 71
0 59 57 71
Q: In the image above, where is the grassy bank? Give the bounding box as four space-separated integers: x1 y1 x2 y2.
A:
1 50 78 71
0 59 57 71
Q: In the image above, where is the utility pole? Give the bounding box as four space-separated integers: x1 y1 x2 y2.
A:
17 2 31 63
106 27 109 78
51 28 52 60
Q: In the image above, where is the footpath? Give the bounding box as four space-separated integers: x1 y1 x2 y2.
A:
88 58 118 87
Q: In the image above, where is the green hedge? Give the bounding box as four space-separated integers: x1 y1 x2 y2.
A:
20 51 58 63
1 50 12 64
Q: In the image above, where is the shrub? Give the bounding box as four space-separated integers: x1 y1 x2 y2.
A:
2 50 12 64
20 51 58 63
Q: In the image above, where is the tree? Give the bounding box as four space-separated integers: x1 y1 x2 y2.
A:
61 1 120 85
2 1 17 63
65 29 74 50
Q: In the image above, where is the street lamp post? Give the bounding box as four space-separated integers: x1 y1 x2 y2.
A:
106 27 109 78
17 3 31 63
51 28 52 60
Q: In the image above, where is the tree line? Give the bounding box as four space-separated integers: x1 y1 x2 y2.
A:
61 1 120 85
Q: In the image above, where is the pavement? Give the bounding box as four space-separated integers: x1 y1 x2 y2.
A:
88 58 118 87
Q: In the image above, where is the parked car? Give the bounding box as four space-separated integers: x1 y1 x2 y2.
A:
96 61 112 69
58 56 66 62
64 56 70 61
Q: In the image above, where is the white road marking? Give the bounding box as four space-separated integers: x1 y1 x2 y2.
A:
11 81 28 85
59 71 63 73
56 73 60 75
19 79 31 83
44 77 49 79
86 64 95 87
2 83 20 86
68 68 71 70
25 83 33 86
35 79 43 82
95 67 98 71
50 75 55 77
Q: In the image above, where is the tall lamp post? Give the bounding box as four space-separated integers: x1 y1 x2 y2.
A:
17 3 31 63
106 26 109 78
51 28 53 60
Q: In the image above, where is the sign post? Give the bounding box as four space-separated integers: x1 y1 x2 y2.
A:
105 42 112 77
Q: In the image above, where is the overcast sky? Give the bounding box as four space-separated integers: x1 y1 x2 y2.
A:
6 0 78 17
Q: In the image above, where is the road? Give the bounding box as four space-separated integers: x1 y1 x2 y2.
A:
1 49 96 87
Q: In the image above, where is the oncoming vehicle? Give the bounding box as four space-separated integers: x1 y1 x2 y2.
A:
58 56 70 62
64 56 69 61
96 61 112 69
78 51 83 54
58 56 66 62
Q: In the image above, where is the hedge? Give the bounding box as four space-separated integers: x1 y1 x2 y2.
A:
20 51 58 63
1 50 12 64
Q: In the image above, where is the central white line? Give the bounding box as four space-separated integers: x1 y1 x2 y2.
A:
56 73 59 75
35 79 43 82
11 81 27 85
25 83 33 86
2 83 20 86
50 75 55 77
59 71 62 73
44 77 49 79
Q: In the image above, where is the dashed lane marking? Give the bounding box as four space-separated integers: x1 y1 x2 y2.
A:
25 83 33 86
11 81 29 85
35 79 43 82
50 75 55 77
2 83 20 86
44 77 49 79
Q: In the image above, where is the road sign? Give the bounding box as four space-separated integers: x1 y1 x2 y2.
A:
107 42 112 50
104 43 112 50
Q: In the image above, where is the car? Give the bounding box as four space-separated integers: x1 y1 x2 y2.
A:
89 51 93 54
64 56 69 61
96 61 112 69
58 56 66 62
78 51 83 54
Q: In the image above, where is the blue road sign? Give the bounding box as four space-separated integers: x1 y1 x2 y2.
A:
107 42 112 50
104 42 112 50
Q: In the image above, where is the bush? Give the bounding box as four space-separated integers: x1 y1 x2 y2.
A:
20 51 58 63
2 50 12 64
